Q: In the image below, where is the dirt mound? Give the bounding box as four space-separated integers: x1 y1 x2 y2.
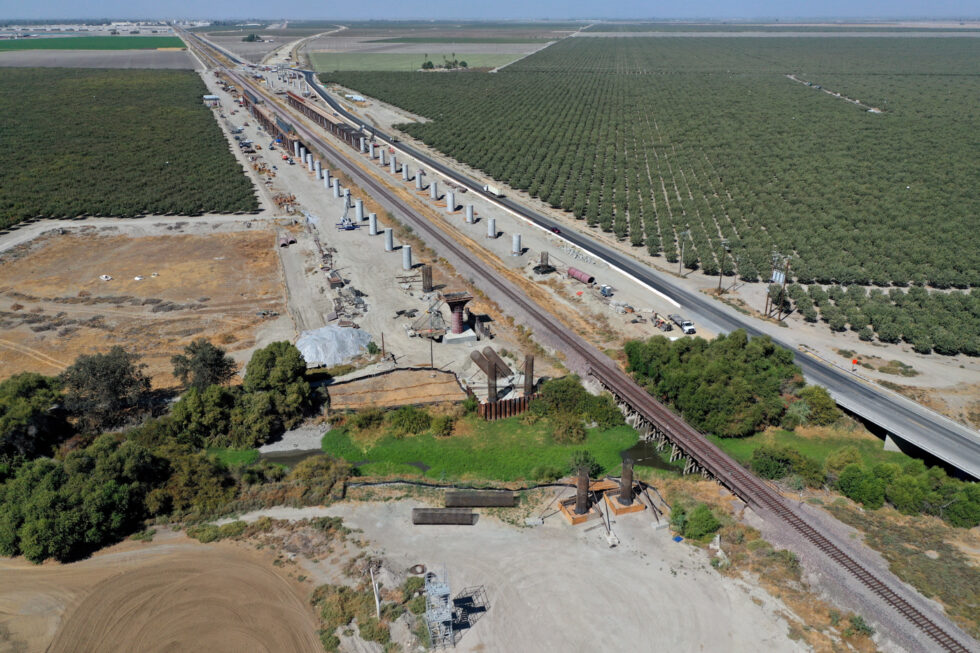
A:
47 548 319 653
0 533 320 653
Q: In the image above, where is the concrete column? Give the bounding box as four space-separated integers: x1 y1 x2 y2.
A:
384 228 394 252
416 171 423 191
390 154 397 175
368 213 378 235
620 458 634 506
359 137 366 153
323 170 331 188
368 142 376 159
332 178 340 198
380 150 387 166
293 141 299 158
430 180 438 200
446 191 455 213
402 164 410 181
487 217 496 239
307 155 314 172
402 245 412 271
355 199 364 221
314 160 321 178
465 204 474 223
299 146 306 162
512 233 522 256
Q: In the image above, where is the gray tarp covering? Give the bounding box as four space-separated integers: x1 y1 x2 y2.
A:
296 325 372 367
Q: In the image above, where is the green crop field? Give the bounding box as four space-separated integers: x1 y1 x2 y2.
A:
325 37 980 353
0 36 185 51
311 52 520 72
582 23 980 32
0 68 257 227
368 37 553 44
321 420 637 481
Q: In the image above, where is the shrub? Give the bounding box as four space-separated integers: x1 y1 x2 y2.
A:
387 406 431 436
569 450 601 477
401 576 424 602
348 407 384 431
825 446 863 476
431 415 455 438
750 445 824 487
366 341 380 355
551 413 585 444
796 385 840 426
683 504 721 539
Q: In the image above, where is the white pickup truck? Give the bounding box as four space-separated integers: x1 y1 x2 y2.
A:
482 184 503 197
669 314 696 334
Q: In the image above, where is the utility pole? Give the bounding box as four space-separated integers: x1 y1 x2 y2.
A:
718 239 729 292
677 230 690 275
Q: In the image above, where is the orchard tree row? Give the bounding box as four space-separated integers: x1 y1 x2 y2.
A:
785 284 980 356
0 68 258 227
325 37 979 289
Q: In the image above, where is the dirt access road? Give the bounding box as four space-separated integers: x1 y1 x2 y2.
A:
0 530 320 653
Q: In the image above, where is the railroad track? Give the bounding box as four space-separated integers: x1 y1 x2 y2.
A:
183 33 973 652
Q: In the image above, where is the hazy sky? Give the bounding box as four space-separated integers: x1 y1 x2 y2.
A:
0 0 976 20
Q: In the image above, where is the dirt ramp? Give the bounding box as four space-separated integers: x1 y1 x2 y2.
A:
49 551 320 653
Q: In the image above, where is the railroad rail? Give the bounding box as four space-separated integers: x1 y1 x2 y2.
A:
181 31 973 652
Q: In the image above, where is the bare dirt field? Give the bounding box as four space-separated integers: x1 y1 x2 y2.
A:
0 228 286 386
0 49 195 68
204 34 281 63
0 530 320 653
328 368 468 410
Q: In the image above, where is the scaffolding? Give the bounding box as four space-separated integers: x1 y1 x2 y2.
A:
425 567 453 648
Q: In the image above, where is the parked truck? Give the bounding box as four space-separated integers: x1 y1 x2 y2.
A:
669 314 696 334
482 184 503 197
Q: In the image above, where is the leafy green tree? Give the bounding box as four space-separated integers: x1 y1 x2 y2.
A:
60 347 150 431
624 331 797 437
796 386 840 426
171 339 237 390
170 385 236 447
243 341 310 429
552 413 585 444
825 445 862 476
0 373 69 462
0 435 165 562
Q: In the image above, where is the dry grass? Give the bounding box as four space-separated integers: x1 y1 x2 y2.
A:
0 230 283 387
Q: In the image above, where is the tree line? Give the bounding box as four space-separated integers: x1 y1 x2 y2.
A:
0 339 345 563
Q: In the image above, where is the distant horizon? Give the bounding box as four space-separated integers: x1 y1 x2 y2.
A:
2 16 979 23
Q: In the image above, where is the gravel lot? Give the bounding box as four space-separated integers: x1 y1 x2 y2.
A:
226 498 804 652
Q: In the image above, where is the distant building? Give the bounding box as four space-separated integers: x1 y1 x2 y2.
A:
203 94 221 107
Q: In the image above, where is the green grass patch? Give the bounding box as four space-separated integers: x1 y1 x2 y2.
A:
322 417 636 481
207 447 259 467
0 36 184 51
709 428 908 469
310 52 521 72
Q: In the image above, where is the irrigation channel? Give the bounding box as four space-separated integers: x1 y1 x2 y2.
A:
182 31 974 653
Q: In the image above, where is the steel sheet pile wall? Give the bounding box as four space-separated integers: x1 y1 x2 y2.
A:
445 491 516 508
478 394 539 420
412 508 476 525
